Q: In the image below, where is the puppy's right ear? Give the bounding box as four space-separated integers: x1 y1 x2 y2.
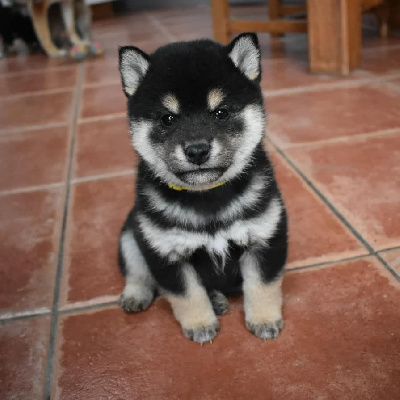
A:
119 46 150 97
227 33 261 82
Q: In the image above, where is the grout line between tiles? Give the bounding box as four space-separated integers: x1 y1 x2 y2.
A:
366 71 400 81
71 169 136 184
0 308 51 323
58 301 119 316
145 12 178 42
262 77 376 98
0 64 77 78
378 244 400 253
83 79 121 89
43 62 85 400
362 43 400 53
78 112 126 124
0 122 69 136
286 254 371 273
374 253 400 282
378 79 400 94
59 295 119 311
0 87 75 101
275 127 400 151
0 311 52 325
81 80 121 90
0 182 64 197
271 141 400 282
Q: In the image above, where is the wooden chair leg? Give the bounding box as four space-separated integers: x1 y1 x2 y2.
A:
308 0 362 75
29 0 66 58
269 0 283 38
375 4 390 38
387 0 400 32
211 0 230 44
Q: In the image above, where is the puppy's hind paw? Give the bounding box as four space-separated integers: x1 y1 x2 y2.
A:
246 319 284 341
119 286 154 312
183 321 219 344
209 290 229 315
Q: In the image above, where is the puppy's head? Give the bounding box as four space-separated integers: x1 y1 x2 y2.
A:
119 33 265 189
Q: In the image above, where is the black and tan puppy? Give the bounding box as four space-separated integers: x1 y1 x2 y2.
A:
117 33 287 344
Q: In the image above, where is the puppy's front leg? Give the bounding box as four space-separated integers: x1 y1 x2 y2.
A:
240 251 284 341
165 264 218 344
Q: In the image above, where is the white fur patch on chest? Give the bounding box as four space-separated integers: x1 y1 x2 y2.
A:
138 198 282 264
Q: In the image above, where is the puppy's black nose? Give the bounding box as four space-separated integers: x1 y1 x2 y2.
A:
185 143 211 165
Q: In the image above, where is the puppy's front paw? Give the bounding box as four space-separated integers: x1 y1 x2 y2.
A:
246 319 284 341
183 321 219 344
119 286 154 312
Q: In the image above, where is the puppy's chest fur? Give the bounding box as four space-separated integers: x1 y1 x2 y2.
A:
139 200 280 263
135 165 282 268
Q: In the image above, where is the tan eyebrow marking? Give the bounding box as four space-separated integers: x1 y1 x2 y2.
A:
207 88 225 111
162 93 180 114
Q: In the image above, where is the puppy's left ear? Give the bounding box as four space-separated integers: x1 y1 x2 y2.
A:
227 33 261 82
119 46 150 97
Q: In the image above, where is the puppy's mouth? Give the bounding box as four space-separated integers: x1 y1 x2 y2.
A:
176 168 225 185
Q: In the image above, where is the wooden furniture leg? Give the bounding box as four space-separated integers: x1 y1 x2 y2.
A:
29 0 66 58
307 0 362 75
375 3 390 38
211 0 230 44
362 0 389 38
387 0 400 31
269 0 283 38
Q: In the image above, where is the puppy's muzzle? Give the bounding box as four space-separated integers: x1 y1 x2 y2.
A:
185 142 211 165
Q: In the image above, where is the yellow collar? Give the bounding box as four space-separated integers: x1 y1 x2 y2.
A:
167 181 227 192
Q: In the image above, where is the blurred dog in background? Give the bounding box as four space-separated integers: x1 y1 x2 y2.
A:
0 1 39 57
0 0 102 59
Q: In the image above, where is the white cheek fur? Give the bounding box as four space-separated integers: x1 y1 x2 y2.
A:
130 119 187 185
221 104 265 182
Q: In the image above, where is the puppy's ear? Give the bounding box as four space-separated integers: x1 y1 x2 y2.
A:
119 46 150 97
227 33 261 82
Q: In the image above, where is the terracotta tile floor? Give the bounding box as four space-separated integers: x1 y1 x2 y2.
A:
0 5 399 400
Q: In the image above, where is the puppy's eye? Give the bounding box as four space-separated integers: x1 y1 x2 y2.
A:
161 114 177 127
213 108 229 120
